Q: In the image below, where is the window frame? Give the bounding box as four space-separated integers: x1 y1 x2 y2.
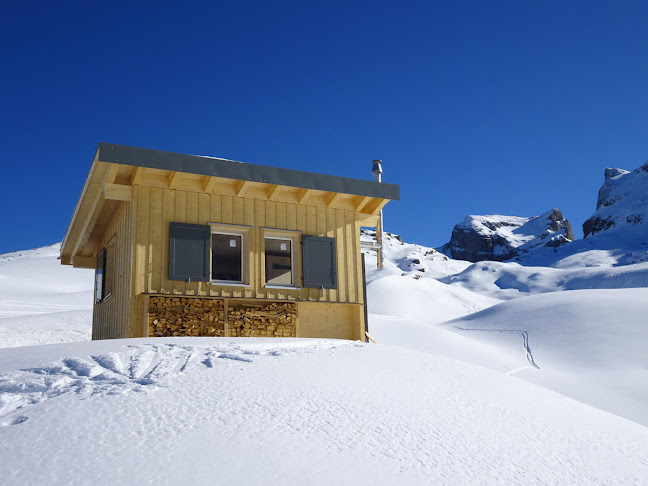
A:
94 236 115 303
209 224 252 287
262 229 301 290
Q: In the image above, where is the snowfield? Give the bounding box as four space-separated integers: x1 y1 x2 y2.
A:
444 288 648 426
0 243 93 348
1 233 648 484
1 338 647 485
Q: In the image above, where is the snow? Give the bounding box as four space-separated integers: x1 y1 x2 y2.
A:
1 338 647 485
368 275 498 323
0 243 93 348
442 288 648 426
456 213 543 250
361 229 471 280
440 259 648 300
440 210 573 261
1 234 647 483
370 288 648 426
585 162 648 239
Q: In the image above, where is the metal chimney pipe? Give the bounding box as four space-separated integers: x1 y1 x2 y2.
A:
371 160 384 269
371 160 383 183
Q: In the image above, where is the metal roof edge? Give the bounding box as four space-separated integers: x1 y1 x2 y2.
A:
97 142 400 201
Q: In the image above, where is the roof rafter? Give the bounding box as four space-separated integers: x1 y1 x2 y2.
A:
267 184 281 201
326 192 341 207
202 175 216 193
297 188 312 204
236 180 251 197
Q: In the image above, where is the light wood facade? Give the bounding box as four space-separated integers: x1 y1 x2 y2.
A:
61 144 398 341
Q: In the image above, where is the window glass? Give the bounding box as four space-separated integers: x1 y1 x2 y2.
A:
212 233 243 282
95 249 105 303
104 241 114 298
265 238 292 286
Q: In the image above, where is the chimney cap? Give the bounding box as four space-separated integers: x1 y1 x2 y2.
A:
371 160 383 174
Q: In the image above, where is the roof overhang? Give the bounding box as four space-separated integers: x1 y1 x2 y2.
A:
60 143 400 267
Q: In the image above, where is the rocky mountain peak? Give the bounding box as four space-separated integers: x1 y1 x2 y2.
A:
604 167 630 182
583 162 647 239
440 209 574 263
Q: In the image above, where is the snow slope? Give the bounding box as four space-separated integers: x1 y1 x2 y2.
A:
367 276 498 323
361 233 648 427
1 338 646 485
0 243 93 348
440 259 648 300
369 288 648 427
442 288 648 426
361 230 497 323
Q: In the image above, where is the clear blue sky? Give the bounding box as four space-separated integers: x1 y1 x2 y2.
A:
1 1 647 254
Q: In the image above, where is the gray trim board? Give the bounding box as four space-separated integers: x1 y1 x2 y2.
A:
97 143 400 200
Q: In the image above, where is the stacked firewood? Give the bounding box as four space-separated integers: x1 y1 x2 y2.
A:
228 302 296 338
148 296 225 337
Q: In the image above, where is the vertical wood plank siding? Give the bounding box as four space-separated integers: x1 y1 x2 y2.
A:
132 186 364 304
92 201 132 339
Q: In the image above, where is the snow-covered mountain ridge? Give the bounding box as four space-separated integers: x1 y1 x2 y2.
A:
583 162 648 239
438 160 648 265
440 209 574 262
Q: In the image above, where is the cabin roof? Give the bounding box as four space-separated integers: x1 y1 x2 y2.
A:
61 143 399 267
98 143 400 201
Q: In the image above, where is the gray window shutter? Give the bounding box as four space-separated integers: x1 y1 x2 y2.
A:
302 235 337 289
169 223 210 282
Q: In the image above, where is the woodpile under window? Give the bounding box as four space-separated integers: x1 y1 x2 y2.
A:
147 297 296 338
148 297 225 337
228 302 297 338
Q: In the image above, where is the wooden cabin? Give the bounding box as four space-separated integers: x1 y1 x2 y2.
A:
60 143 399 341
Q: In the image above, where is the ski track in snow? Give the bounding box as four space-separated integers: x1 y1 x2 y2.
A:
0 342 337 426
453 327 540 369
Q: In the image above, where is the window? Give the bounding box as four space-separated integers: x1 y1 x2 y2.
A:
95 238 115 303
265 237 293 286
209 224 251 285
211 232 244 283
263 230 300 288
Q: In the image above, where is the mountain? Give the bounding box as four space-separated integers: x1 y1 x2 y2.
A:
439 209 574 263
583 163 648 240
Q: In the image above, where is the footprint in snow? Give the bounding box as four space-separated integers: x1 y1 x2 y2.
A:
0 344 259 423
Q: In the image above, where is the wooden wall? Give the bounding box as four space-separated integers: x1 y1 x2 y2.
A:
297 302 364 340
131 185 365 305
92 201 133 340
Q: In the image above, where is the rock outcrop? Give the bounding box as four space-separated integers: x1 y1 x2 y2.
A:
582 163 648 239
441 209 574 263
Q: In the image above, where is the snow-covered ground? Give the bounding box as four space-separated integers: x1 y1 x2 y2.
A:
1 234 647 483
0 243 93 348
362 230 648 427
370 288 648 427
1 338 646 485
440 258 648 300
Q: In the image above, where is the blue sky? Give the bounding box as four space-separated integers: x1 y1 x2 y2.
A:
1 1 647 254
